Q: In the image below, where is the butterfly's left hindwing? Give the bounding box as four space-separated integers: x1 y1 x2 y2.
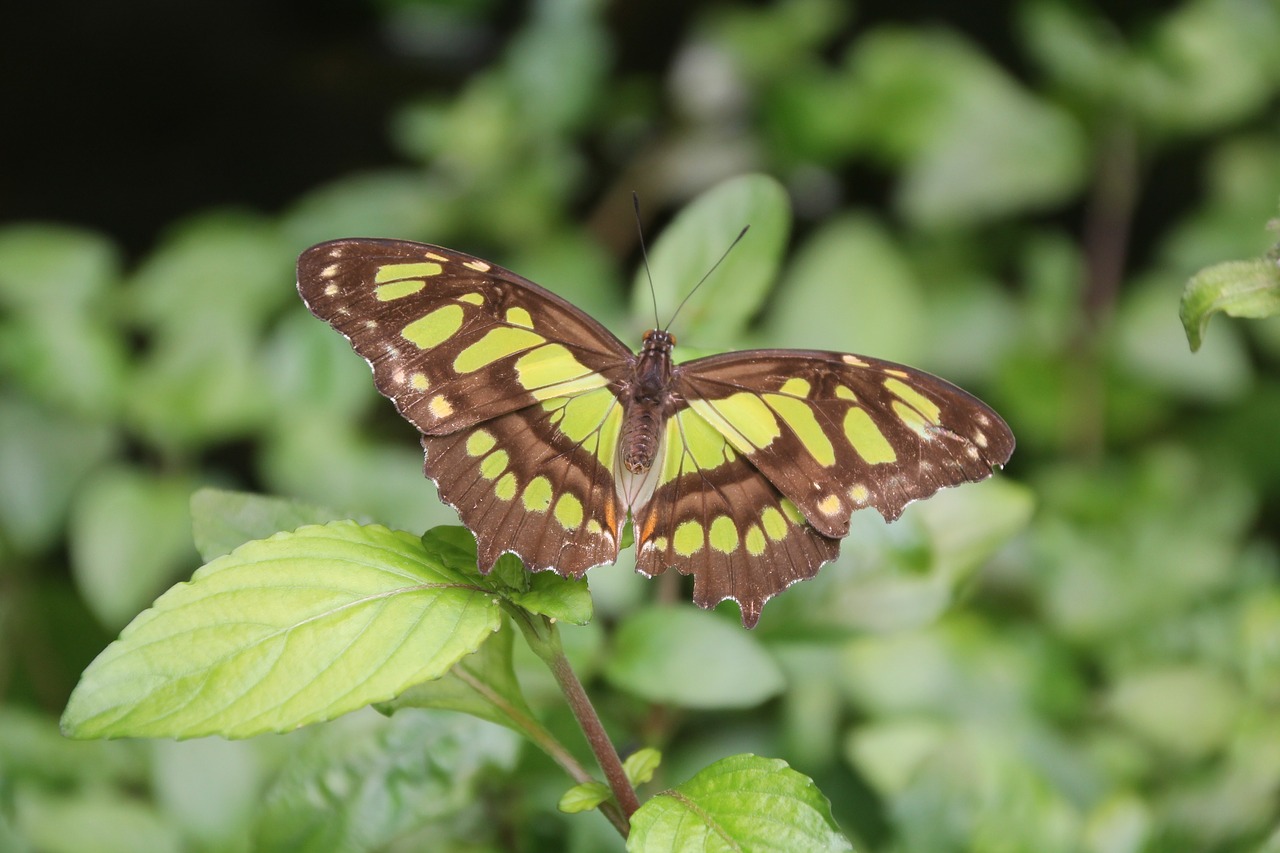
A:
298 238 634 576
630 406 839 628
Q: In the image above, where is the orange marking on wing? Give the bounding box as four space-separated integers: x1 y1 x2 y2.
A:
604 500 619 538
639 509 658 544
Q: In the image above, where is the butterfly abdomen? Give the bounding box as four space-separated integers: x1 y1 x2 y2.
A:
621 403 663 474
620 329 679 474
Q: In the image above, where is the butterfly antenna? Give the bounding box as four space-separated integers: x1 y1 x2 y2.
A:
633 192 662 330
664 224 749 333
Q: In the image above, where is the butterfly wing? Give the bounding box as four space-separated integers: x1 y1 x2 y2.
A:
298 238 633 575
629 404 839 628
633 349 1014 626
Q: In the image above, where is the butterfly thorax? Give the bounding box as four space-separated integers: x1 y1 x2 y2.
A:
620 329 679 475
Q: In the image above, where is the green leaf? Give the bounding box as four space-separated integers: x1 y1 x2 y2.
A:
69 466 200 629
624 747 662 787
0 224 120 314
1121 273 1252 401
260 421 458 535
13 789 182 853
126 211 292 339
0 707 145 788
254 708 519 853
0 397 116 555
626 754 852 852
634 174 791 344
558 781 611 814
847 29 1084 226
845 717 949 797
1179 258 1280 351
61 521 503 739
386 618 537 732
260 310 380 423
190 488 345 562
771 213 926 364
1107 665 1244 761
505 7 609 134
761 478 1033 634
507 571 594 625
150 737 264 848
282 170 449 250
864 724 1081 852
125 333 273 451
605 607 784 709
0 313 129 419
420 526 594 625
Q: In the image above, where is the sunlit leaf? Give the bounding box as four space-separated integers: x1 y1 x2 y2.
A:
1179 258 1280 351
627 754 851 852
623 747 662 787
387 619 536 732
558 781 611 814
62 522 503 739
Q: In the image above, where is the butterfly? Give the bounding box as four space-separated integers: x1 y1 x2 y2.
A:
297 238 1014 627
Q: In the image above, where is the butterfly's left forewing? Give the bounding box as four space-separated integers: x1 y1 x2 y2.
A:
298 238 634 576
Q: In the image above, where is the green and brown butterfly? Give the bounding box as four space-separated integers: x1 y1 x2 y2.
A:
297 238 1014 628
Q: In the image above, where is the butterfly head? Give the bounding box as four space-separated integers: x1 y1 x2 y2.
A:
641 329 676 353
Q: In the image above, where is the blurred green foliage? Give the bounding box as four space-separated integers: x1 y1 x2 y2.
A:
4 0 1280 849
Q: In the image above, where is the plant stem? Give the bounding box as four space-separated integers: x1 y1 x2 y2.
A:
513 611 642 824
451 665 630 836
1075 120 1139 458
545 644 643 819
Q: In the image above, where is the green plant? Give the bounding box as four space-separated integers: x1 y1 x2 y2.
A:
59 178 1025 849
8 0 1280 849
